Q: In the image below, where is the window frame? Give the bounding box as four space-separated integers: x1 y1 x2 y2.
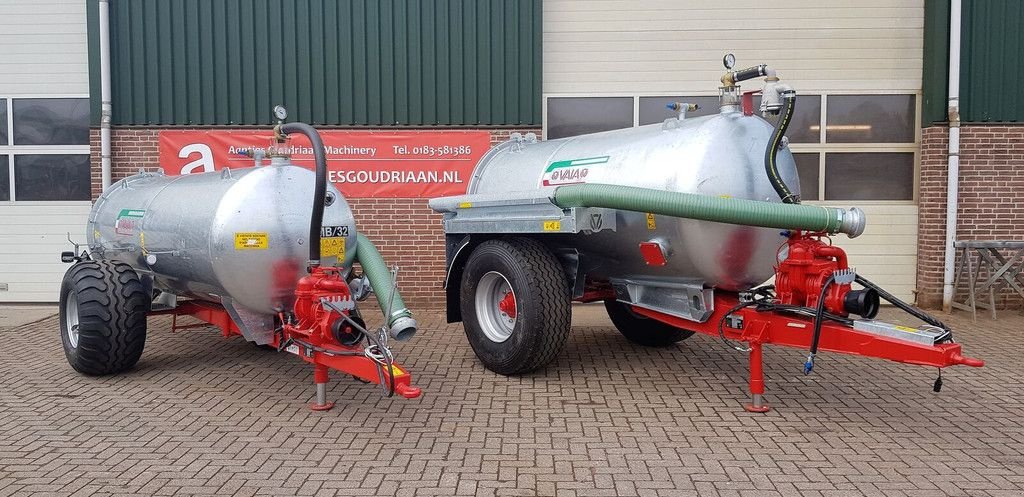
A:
789 91 921 205
0 94 91 204
542 90 922 205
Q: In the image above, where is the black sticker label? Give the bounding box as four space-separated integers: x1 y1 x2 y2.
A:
321 225 350 238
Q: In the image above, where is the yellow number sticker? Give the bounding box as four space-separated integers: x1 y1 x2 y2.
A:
543 220 561 231
320 237 346 259
234 232 268 250
646 213 657 230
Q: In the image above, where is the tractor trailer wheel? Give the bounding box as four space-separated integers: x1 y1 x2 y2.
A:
604 300 695 347
59 260 149 375
459 238 570 375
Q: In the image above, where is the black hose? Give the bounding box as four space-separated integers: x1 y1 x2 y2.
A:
765 93 800 204
804 274 836 375
732 64 769 83
279 122 327 266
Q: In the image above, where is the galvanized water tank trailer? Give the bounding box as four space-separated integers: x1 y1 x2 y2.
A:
60 118 419 391
431 58 866 375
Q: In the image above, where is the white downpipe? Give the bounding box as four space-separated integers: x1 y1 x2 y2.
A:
99 0 112 190
941 0 962 312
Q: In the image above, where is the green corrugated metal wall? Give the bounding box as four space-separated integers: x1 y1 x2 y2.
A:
921 0 949 125
88 0 542 127
960 0 1023 122
922 0 1024 124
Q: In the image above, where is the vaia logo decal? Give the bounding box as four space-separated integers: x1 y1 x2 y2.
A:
114 209 145 236
540 156 609 187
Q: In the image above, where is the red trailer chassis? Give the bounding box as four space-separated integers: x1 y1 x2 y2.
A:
587 232 984 412
151 266 421 410
633 297 982 412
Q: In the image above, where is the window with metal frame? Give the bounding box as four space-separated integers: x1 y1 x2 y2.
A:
0 97 91 202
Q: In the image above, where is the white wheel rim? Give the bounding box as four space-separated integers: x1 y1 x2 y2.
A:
475 271 517 343
65 292 80 348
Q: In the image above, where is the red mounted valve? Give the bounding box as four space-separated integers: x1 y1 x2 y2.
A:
775 233 878 318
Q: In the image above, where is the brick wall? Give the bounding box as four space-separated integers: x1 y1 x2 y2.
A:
917 124 1024 309
89 127 540 311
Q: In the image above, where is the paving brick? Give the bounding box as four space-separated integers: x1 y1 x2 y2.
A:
0 307 1021 496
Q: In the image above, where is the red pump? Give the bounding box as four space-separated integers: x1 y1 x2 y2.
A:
775 234 877 318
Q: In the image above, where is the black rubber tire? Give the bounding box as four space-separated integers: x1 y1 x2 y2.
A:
460 238 571 375
59 260 148 375
604 300 695 347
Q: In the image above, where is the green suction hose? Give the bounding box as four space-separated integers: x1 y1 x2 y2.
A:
354 233 417 340
551 183 865 237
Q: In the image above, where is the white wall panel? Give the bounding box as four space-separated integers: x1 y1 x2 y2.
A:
0 0 88 95
0 203 91 302
544 0 924 94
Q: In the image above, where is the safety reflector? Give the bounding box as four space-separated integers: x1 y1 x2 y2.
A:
639 241 667 266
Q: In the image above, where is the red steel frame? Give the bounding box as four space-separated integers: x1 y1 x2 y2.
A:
150 298 422 409
580 232 984 412
630 294 982 412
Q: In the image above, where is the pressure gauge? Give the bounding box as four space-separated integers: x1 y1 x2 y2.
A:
723 53 736 70
273 105 288 121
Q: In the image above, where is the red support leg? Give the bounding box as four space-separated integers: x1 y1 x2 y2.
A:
744 342 771 413
309 364 335 411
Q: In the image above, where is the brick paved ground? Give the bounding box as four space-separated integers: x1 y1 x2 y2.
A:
1 306 1022 497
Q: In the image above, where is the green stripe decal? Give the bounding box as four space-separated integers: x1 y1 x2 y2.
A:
544 156 609 173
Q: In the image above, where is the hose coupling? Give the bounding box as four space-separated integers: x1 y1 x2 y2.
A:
838 207 867 238
389 315 418 342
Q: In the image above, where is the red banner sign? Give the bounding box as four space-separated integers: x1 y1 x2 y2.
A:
157 130 492 198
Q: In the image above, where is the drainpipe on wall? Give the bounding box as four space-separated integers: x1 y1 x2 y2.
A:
99 0 112 189
941 0 962 312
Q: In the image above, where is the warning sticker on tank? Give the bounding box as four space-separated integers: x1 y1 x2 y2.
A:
321 238 346 259
320 225 348 259
540 156 609 187
234 232 269 250
646 213 657 230
543 220 561 231
115 209 146 236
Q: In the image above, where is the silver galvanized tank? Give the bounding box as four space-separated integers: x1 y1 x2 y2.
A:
467 107 800 291
87 158 358 313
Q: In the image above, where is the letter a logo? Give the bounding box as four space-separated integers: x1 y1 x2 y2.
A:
178 143 215 175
